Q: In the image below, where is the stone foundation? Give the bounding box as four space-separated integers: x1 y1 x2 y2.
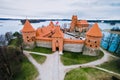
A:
83 46 99 56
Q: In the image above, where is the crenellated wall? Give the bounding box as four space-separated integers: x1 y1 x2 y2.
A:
63 39 85 52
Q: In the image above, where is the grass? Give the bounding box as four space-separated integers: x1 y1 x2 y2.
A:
13 56 38 80
64 67 119 80
8 38 18 46
98 59 120 74
30 53 46 64
25 47 52 54
61 50 104 65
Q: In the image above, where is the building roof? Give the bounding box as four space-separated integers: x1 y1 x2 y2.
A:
21 20 35 32
48 21 54 27
52 26 64 38
79 20 88 24
86 23 102 37
36 28 42 36
48 21 55 31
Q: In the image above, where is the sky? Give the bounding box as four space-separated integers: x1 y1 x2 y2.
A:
0 0 120 19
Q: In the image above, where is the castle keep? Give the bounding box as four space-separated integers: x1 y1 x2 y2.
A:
21 15 102 56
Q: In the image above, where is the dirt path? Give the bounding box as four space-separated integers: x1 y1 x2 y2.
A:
23 48 119 80
23 51 65 80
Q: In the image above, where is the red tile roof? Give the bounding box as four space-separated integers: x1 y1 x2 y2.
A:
86 23 102 37
52 26 64 38
80 20 88 24
48 21 54 27
21 20 35 32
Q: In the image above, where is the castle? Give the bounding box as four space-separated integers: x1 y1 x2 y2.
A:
21 15 102 56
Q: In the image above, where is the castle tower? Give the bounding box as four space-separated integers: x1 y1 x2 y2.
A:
83 23 102 56
21 20 36 48
70 15 78 32
52 26 64 54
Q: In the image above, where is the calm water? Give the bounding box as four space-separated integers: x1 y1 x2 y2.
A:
0 20 70 34
0 20 120 54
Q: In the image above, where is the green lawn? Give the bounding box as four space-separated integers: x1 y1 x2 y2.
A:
64 67 119 80
13 56 38 80
98 59 120 74
30 53 46 64
26 47 52 54
61 50 104 65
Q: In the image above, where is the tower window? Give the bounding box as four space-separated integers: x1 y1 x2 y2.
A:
27 40 29 42
90 45 92 47
88 40 90 42
95 41 97 43
27 36 29 38
96 46 97 48
56 40 58 43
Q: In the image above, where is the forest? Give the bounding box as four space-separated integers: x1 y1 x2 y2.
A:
101 32 120 56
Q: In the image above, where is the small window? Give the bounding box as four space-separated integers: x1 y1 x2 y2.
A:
95 41 97 43
27 36 29 38
27 40 29 42
96 46 97 48
88 40 90 42
56 40 58 43
90 45 92 47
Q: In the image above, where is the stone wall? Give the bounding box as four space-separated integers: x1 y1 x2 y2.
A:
63 43 84 52
63 39 85 52
83 46 98 56
24 42 35 49
36 41 52 48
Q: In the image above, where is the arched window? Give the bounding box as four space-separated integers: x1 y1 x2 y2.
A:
26 36 29 38
96 46 97 48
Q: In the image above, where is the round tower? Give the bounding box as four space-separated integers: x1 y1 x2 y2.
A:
21 20 36 48
83 23 102 56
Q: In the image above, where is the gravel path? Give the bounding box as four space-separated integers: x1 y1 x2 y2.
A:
23 48 119 80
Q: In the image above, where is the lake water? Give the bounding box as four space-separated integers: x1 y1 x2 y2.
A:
0 20 120 54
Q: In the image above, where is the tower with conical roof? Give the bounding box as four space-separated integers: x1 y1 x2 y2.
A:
83 23 102 56
21 20 36 48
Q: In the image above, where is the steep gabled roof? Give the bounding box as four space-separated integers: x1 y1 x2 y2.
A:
21 20 35 32
49 21 54 27
36 28 42 36
52 26 64 38
86 23 102 37
79 20 88 24
48 21 55 30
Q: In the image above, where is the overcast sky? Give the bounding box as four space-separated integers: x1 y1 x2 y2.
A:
0 0 120 19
